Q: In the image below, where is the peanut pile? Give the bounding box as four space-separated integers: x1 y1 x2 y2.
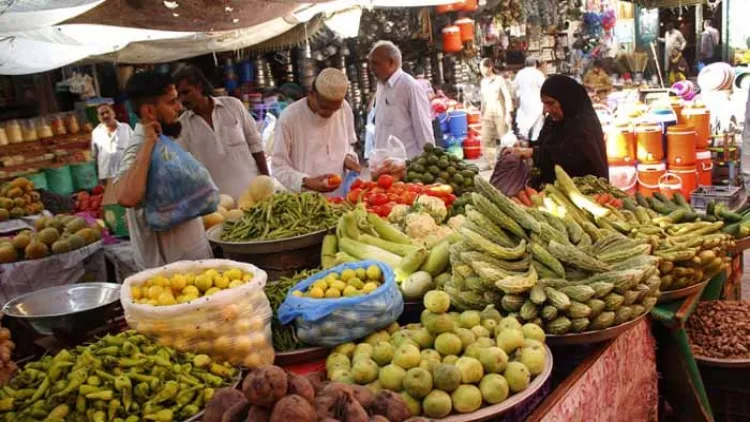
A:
687 301 750 359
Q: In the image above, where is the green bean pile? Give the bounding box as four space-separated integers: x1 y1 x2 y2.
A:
0 331 236 422
266 269 320 352
221 192 348 242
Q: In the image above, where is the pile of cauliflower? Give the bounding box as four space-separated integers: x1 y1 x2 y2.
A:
388 195 465 247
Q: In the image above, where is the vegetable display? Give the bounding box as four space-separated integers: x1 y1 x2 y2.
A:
266 269 320 352
73 187 104 218
220 192 347 242
0 215 101 264
345 174 457 218
321 292 547 418
687 301 750 360
405 144 480 196
442 172 661 334
129 267 254 306
0 330 237 421
202 365 415 422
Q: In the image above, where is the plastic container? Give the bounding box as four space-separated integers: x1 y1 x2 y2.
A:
608 164 638 195
21 119 37 142
463 134 481 159
36 117 53 139
636 125 664 163
436 0 464 13
26 172 48 191
696 150 713 187
681 107 711 150
467 110 481 124
690 185 742 210
5 120 22 144
44 165 74 195
71 161 99 191
658 172 683 199
442 26 463 53
448 110 468 137
606 125 636 164
438 112 450 133
668 164 698 200
462 0 478 11
51 115 66 136
65 113 80 135
637 162 666 197
104 203 128 237
455 18 475 42
666 124 697 165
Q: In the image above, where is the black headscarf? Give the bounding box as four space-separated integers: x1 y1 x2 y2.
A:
534 75 608 187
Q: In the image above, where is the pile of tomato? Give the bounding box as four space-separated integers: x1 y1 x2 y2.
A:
339 174 457 217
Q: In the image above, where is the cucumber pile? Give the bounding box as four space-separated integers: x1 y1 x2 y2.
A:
441 174 660 335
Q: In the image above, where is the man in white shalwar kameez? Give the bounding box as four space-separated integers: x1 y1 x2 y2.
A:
271 68 361 196
512 58 546 142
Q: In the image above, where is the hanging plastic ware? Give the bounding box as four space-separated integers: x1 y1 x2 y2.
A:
455 18 475 42
442 26 463 53
277 260 403 347
145 135 220 231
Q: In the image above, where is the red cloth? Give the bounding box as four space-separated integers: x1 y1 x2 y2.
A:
541 319 658 422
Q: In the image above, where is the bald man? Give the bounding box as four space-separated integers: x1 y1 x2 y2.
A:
271 68 361 195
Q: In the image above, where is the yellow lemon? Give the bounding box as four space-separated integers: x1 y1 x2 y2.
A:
183 294 199 303
198 321 219 338
153 276 170 287
170 274 187 292
330 280 347 292
234 337 253 354
214 276 230 289
204 269 220 279
309 287 325 299
355 268 367 280
194 274 213 292
147 285 164 300
234 319 252 333
157 291 176 306
157 336 174 348
176 295 191 304
243 353 262 368
182 285 200 297
184 273 196 286
152 321 170 335
343 286 359 297
325 288 341 298
131 286 143 300
142 279 152 288
242 273 253 282
340 269 356 282
224 268 243 281
213 336 232 355
325 273 339 285
366 265 382 281
362 282 379 294
312 280 329 291
147 299 158 306
205 287 221 296
228 280 244 289
221 304 240 321
292 290 303 298
347 278 364 289
172 338 191 352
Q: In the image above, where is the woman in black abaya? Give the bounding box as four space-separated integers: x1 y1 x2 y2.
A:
534 75 608 186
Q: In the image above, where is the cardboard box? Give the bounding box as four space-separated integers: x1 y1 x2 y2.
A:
101 179 128 237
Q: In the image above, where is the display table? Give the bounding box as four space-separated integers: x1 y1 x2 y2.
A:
101 240 140 283
528 318 658 421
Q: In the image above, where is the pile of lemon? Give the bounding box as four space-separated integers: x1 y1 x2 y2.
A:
131 268 254 306
294 264 384 299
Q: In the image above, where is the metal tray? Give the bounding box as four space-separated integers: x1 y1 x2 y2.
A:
207 224 332 254
658 280 709 303
275 346 330 367
434 345 553 421
694 355 750 369
546 312 647 346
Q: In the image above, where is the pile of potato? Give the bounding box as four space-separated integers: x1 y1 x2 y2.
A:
203 365 421 422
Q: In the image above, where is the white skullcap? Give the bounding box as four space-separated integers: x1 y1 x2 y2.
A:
315 68 349 101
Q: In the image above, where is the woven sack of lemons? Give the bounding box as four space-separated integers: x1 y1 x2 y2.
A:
121 259 273 368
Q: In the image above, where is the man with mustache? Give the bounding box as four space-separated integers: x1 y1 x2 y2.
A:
173 65 270 201
114 71 212 269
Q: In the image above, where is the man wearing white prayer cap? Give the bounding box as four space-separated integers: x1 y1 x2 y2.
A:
271 68 361 195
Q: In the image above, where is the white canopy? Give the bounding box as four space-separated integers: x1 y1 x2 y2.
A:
0 0 456 75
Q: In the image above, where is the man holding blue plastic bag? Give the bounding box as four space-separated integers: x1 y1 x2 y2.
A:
115 71 214 269
271 68 360 196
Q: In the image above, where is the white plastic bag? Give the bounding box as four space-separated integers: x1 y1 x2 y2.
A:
370 135 407 181
121 259 274 368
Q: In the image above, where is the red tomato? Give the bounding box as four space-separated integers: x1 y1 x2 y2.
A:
393 181 406 189
351 179 363 190
372 193 388 206
390 188 405 196
370 205 382 215
387 193 399 202
78 192 90 201
371 187 385 194
406 184 422 193
328 175 342 189
380 202 394 217
446 193 457 205
346 188 362 203
361 181 375 190
377 174 394 189
404 191 418 205
92 185 105 195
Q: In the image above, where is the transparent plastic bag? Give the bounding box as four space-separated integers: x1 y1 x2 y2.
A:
145 135 220 231
277 260 404 347
370 135 407 180
121 259 274 368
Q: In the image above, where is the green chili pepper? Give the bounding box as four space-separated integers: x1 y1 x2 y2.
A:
28 376 49 403
108 398 121 421
133 382 150 399
78 385 101 395
0 397 13 411
144 409 173 422
75 395 86 413
42 404 69 422
85 390 113 400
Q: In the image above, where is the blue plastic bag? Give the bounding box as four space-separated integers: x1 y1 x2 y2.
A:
341 171 360 196
145 135 220 231
277 260 404 347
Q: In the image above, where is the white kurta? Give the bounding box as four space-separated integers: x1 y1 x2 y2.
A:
374 69 435 159
271 98 358 196
662 30 687 72
91 121 133 180
512 67 546 141
178 96 264 201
